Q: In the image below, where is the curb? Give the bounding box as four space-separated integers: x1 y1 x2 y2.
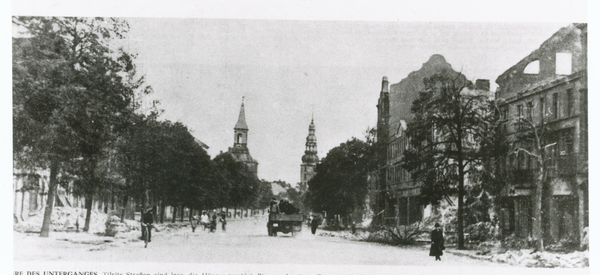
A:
445 250 494 262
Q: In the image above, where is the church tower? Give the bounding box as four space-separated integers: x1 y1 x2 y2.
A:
228 99 258 177
300 115 319 185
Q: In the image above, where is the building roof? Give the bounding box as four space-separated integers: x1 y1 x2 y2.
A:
194 138 209 149
495 23 587 92
234 102 248 130
388 54 467 136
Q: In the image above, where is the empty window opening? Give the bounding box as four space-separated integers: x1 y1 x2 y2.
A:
552 93 560 120
539 97 545 122
567 88 574 117
556 53 572 75
524 60 540 74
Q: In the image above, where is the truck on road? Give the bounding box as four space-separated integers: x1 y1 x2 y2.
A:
268 213 303 236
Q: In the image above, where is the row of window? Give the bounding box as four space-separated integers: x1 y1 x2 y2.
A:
386 165 411 186
510 129 574 171
501 88 575 129
387 137 409 162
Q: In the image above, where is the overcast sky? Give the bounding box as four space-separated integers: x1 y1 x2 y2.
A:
119 19 567 184
7 0 590 187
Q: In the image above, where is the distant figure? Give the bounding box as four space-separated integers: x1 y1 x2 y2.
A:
429 223 445 261
268 198 280 236
141 207 154 243
310 215 320 235
200 212 210 231
220 212 227 232
191 213 199 232
210 212 217 233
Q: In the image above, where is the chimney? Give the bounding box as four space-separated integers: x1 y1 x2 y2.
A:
381 76 389 93
476 79 490 91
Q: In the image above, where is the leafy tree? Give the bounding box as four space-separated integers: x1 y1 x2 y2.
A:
306 138 370 222
13 16 140 235
402 74 492 249
256 179 275 210
213 153 259 214
468 100 513 222
13 17 76 237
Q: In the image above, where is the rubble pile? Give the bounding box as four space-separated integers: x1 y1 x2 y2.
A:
105 215 127 237
318 230 366 241
491 249 589 268
14 207 108 234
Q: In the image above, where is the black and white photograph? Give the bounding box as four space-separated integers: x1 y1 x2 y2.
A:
8 1 592 274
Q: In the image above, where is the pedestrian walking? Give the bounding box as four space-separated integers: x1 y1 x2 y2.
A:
310 214 320 235
210 212 217 233
220 212 227 232
267 197 280 236
200 212 210 231
141 207 154 247
429 223 445 261
191 213 199 232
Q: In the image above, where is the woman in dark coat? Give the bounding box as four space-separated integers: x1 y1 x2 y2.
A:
429 223 445 261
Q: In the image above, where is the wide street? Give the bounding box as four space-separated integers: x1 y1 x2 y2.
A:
15 216 506 267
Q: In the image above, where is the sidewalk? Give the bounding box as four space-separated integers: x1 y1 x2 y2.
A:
443 246 589 268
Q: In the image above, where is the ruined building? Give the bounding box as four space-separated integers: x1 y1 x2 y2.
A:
495 23 588 244
370 54 491 226
300 116 319 185
371 54 472 225
228 100 259 177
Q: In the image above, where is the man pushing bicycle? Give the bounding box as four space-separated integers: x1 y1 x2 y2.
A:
141 206 154 248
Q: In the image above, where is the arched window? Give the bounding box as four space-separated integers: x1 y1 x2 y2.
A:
237 133 243 144
523 60 540 74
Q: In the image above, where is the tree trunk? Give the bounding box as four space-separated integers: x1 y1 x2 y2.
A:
20 187 25 221
104 196 109 213
532 169 544 251
110 188 115 212
457 118 465 250
180 206 184 222
121 194 128 223
40 160 59 237
160 201 165 224
171 206 176 223
40 176 46 210
83 191 93 232
578 187 585 246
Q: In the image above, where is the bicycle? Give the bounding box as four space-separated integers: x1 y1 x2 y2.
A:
141 222 151 248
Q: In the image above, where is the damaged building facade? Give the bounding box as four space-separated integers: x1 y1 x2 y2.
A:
370 54 488 226
495 23 588 243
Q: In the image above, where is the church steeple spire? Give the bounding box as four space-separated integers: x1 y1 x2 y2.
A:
229 97 258 177
233 98 249 146
235 97 248 130
301 114 319 184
